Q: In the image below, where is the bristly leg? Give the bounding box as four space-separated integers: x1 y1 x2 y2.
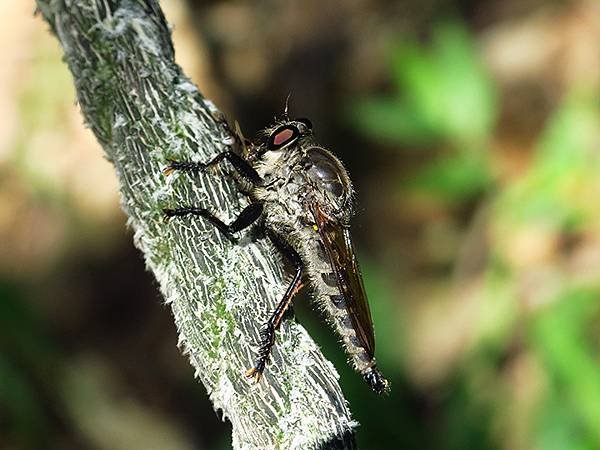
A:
164 150 261 183
163 202 263 243
246 232 304 382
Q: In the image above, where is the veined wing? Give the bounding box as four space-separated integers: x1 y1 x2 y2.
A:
312 205 375 357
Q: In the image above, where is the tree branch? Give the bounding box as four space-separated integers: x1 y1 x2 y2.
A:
35 0 357 448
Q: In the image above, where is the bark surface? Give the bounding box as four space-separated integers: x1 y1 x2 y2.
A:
36 1 357 449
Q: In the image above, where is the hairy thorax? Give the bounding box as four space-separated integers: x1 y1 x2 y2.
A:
252 148 310 230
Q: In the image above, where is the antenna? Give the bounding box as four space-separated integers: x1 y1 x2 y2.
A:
284 93 292 120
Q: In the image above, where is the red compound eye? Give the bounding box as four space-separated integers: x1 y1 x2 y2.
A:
273 128 294 146
268 125 299 150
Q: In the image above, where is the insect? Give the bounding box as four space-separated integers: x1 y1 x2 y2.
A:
163 114 390 395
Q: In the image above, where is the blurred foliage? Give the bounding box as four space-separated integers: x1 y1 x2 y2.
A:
0 282 52 450
348 12 600 450
532 287 600 448
348 20 497 202
350 21 496 147
497 92 600 229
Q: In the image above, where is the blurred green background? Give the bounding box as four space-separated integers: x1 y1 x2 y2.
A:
2 0 600 449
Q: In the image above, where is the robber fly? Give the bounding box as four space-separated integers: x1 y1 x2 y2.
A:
163 114 390 395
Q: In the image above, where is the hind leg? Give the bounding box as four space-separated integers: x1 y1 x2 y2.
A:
246 232 304 381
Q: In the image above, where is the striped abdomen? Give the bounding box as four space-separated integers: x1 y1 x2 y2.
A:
307 237 375 372
302 232 389 394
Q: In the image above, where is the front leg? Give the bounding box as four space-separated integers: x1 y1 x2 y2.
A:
164 150 261 184
246 232 304 382
164 202 263 243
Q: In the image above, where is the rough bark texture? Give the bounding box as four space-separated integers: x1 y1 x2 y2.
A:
35 1 357 449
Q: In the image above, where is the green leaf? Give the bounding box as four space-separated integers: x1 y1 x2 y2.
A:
390 41 444 139
347 97 439 145
390 21 497 145
407 151 492 201
348 19 497 151
531 287 600 446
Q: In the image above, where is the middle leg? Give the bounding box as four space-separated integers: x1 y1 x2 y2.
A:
163 202 263 243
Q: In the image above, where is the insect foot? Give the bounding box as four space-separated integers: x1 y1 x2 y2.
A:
245 364 265 383
162 208 176 222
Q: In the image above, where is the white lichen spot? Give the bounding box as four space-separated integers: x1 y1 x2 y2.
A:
128 17 161 58
176 80 198 94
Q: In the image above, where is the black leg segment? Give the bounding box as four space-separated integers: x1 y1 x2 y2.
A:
164 202 263 243
246 232 304 381
165 150 261 184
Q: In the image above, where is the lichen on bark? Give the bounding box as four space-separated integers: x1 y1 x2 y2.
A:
35 0 357 448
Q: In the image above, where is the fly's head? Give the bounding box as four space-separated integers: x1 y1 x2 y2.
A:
266 117 313 151
257 117 353 222
249 117 313 162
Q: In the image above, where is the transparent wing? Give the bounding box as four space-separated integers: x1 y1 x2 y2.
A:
312 205 375 357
